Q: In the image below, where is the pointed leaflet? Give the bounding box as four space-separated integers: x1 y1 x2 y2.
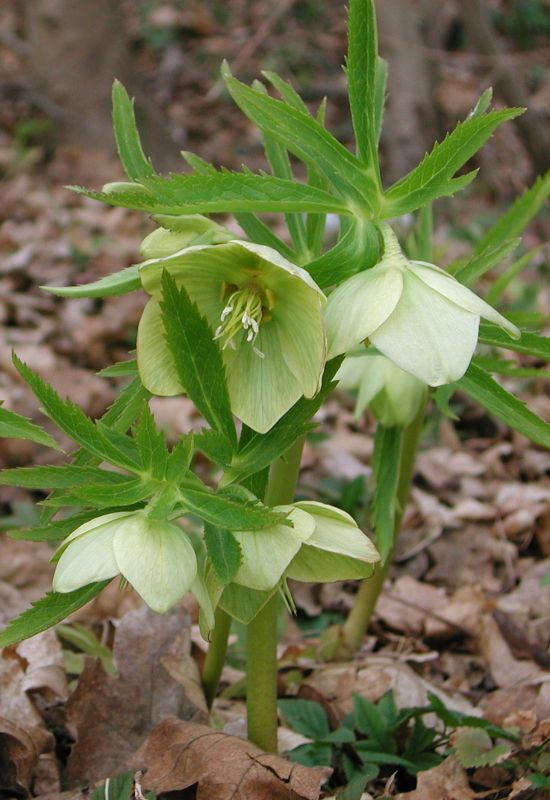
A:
0 405 62 451
134 402 168 479
0 465 135 489
176 484 286 530
458 363 550 449
454 238 520 287
160 272 237 449
478 323 550 360
346 0 379 173
473 167 550 256
204 524 242 584
382 108 523 217
111 80 155 181
371 426 402 563
222 63 378 211
41 264 141 298
9 510 106 543
13 355 141 472
0 582 109 648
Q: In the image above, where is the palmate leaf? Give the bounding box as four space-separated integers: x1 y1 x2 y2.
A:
346 0 379 174
0 405 62 451
0 582 109 648
458 363 550 449
13 355 141 473
160 272 237 450
111 80 155 181
382 108 524 217
222 63 379 211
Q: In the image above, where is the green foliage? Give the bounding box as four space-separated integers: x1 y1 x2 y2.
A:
457 363 550 449
280 690 518 796
204 524 242 584
454 238 520 287
0 405 62 451
382 108 523 217
57 622 116 676
346 0 379 173
41 264 141 298
478 323 550 360
111 80 155 181
160 271 237 450
0 583 109 648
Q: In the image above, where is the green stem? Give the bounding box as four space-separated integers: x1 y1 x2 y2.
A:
201 607 232 709
246 437 304 752
342 408 425 652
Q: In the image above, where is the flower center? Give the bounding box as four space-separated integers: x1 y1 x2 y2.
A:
214 287 265 357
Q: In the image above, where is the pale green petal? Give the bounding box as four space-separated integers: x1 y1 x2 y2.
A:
325 264 403 359
371 271 480 386
139 242 248 295
355 355 386 418
224 321 302 433
287 501 379 582
113 516 197 613
238 240 325 297
335 355 367 391
191 573 215 633
273 279 326 397
370 358 427 427
232 506 315 591
58 511 134 549
137 297 184 396
409 261 520 339
53 519 120 592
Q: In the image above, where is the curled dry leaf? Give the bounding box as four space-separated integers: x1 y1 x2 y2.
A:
134 717 332 800
65 606 208 784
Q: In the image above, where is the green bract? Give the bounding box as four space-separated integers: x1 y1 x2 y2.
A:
336 351 427 427
140 214 232 259
137 240 327 433
231 501 379 591
325 225 520 386
52 511 202 614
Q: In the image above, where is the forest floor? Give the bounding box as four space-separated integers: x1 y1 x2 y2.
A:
0 1 549 799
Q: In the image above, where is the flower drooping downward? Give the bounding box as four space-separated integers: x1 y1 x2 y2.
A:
137 240 327 433
325 225 520 386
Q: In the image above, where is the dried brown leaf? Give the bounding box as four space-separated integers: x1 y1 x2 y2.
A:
134 717 332 799
394 756 474 800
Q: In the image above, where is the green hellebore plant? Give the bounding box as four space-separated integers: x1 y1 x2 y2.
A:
137 239 327 433
325 225 520 386
52 511 209 616
140 214 233 259
231 500 380 591
336 350 427 427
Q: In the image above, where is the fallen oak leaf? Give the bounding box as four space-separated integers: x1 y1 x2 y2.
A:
133 717 332 800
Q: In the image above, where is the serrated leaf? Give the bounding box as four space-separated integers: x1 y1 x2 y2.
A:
374 57 388 145
98 358 138 378
223 64 378 210
225 358 343 485
382 108 523 217
278 699 330 740
165 436 193 481
177 484 286 530
160 272 237 449
307 218 380 290
0 464 133 490
474 355 550 379
0 582 109 648
9 510 102 543
111 80 155 181
204 524 242 584
41 264 141 298
44 477 150 509
454 238 520 287
458 363 550 448
134 403 168 479
473 167 550 256
13 355 141 472
346 0 379 174
478 323 550 360
194 429 235 467
454 728 511 768
0 405 62 451
261 71 309 114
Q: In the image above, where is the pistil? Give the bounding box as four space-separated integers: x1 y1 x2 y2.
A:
214 288 265 357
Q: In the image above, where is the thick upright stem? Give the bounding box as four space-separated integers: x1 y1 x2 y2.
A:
342 409 424 652
246 438 304 752
201 607 232 709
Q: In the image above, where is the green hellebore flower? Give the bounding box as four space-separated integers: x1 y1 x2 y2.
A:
137 240 327 433
231 501 379 591
336 351 427 427
52 511 201 614
325 225 520 386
